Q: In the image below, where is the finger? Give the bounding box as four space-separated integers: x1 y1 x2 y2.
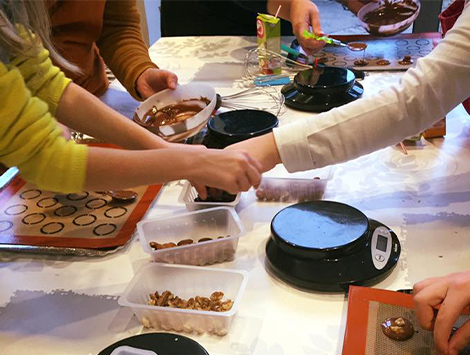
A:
167 72 178 90
310 12 323 36
449 320 470 355
244 159 262 188
434 290 470 354
414 276 444 294
193 183 207 199
413 279 449 330
244 151 264 173
236 173 251 192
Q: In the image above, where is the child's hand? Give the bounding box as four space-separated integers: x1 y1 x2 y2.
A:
136 68 178 99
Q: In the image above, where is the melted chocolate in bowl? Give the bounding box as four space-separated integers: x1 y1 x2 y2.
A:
143 97 211 126
364 0 418 26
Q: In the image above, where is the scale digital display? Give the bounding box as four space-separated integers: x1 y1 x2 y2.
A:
376 234 388 252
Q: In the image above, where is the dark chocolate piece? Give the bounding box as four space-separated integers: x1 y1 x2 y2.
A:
377 59 391 66
194 187 236 203
398 55 414 65
381 317 415 341
348 42 367 51
108 190 138 202
354 59 369 67
198 237 212 243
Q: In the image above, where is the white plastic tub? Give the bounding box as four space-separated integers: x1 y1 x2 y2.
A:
137 207 244 265
178 181 241 211
256 165 333 203
118 263 248 335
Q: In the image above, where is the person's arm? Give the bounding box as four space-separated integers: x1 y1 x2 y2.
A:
413 272 470 355
97 0 177 100
0 58 88 193
0 62 262 195
267 0 325 53
56 83 171 150
11 40 168 150
234 0 325 53
231 5 470 174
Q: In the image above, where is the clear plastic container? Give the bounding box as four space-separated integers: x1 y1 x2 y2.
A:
255 177 326 202
118 263 248 335
256 165 333 203
137 207 244 265
178 181 241 211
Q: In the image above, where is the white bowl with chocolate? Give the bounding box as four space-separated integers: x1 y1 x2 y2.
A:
133 83 217 141
357 0 421 36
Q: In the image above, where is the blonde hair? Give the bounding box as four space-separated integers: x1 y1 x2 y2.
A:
0 0 78 72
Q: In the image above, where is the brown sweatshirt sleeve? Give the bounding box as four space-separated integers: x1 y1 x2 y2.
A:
97 0 158 100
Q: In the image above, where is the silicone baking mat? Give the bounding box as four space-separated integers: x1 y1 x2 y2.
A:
0 145 162 254
317 33 441 71
0 176 161 252
343 286 470 355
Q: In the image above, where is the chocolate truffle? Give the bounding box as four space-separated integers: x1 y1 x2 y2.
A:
377 59 391 66
354 59 369 67
108 190 138 202
398 55 414 65
381 317 415 341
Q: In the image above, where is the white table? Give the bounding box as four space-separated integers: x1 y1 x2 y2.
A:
1 36 470 355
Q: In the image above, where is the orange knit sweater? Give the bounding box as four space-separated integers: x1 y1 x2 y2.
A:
48 0 157 99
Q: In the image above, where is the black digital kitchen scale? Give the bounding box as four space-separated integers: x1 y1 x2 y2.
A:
266 201 400 292
281 67 363 112
98 333 209 355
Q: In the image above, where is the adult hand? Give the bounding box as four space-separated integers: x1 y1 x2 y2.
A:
187 145 263 198
413 272 470 355
289 0 326 54
136 68 178 99
225 133 281 173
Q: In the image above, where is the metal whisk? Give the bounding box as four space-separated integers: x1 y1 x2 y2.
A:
215 86 285 117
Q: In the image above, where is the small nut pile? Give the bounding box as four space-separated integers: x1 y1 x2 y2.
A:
148 290 234 312
149 236 227 250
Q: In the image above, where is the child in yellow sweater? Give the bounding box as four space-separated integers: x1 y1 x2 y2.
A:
0 1 262 196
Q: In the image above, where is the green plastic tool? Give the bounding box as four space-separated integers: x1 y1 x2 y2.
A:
302 30 348 47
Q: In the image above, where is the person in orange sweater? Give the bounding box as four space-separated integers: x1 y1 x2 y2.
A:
0 1 262 195
47 0 177 104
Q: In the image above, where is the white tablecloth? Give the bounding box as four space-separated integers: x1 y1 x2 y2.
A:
1 36 469 355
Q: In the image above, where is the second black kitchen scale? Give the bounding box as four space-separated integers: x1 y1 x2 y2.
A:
266 201 400 292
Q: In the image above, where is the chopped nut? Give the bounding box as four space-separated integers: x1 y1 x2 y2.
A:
148 290 233 312
395 317 406 326
156 290 173 306
211 291 224 301
162 242 177 249
390 326 405 334
177 239 193 246
149 241 165 250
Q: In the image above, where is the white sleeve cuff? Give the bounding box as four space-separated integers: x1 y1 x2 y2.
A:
273 120 316 173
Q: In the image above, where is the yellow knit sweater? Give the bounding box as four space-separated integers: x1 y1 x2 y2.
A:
0 41 88 193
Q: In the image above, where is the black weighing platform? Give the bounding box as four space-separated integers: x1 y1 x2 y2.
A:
266 201 400 292
98 333 209 355
281 66 363 113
